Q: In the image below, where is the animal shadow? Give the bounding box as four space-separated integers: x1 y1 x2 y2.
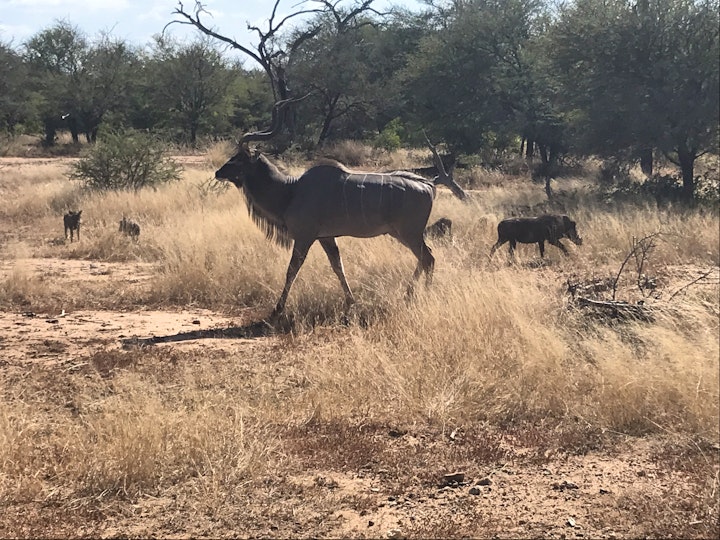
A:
121 317 286 349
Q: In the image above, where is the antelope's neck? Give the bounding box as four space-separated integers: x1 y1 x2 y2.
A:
243 157 294 220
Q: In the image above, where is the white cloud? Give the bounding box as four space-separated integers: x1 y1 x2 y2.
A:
8 0 129 10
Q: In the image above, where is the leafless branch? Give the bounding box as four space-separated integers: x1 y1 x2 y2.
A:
168 1 264 66
611 232 662 301
668 268 720 301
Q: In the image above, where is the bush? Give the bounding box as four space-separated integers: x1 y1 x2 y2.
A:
372 118 404 152
71 130 182 191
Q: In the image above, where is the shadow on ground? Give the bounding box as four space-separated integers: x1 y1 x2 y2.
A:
120 317 289 348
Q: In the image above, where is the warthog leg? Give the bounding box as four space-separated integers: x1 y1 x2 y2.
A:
489 240 506 258
538 240 545 258
549 238 569 255
319 237 355 309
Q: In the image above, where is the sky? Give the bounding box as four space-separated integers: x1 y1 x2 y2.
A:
2 0 423 57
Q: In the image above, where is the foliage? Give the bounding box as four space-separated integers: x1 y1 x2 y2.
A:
71 130 181 191
372 118 404 151
148 36 237 145
549 0 720 198
401 0 548 155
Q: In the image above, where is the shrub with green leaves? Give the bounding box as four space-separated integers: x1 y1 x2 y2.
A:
71 130 182 191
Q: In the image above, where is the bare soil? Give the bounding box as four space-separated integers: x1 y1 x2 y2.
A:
1 256 717 539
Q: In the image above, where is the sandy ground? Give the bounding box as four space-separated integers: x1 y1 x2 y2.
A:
0 258 716 538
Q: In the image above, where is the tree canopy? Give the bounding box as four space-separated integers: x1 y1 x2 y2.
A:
1 0 718 199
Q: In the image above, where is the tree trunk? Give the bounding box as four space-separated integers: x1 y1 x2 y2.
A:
639 147 653 177
190 122 198 146
43 121 56 147
525 138 535 159
677 144 696 201
538 144 549 164
67 117 80 143
317 95 339 148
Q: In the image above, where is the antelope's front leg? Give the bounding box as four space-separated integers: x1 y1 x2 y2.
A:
272 239 314 316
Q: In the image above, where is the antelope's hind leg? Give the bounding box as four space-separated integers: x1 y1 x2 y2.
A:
319 237 355 309
406 239 435 297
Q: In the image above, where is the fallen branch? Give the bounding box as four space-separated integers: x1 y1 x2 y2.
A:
576 297 654 321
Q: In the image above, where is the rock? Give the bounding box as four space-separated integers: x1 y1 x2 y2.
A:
440 472 465 487
469 487 481 496
387 529 403 539
477 477 492 486
567 517 577 528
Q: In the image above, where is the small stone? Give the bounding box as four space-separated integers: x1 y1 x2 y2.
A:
387 529 403 539
440 472 465 487
477 477 492 486
192 319 201 325
469 487 481 496
567 517 577 528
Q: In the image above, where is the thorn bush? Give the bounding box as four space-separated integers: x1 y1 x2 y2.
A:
71 130 182 191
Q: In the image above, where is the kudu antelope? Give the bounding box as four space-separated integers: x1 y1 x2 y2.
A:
63 210 82 242
489 214 583 259
215 102 468 316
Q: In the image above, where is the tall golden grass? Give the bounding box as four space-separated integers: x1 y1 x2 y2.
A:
0 148 718 517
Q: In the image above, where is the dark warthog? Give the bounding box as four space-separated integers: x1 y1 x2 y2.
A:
63 210 82 242
215 101 468 316
119 217 140 241
489 214 582 258
425 217 453 239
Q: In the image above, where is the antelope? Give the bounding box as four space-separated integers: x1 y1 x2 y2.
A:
63 210 82 242
489 214 583 259
215 101 468 316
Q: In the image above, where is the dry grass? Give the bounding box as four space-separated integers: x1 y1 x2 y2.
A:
0 150 718 538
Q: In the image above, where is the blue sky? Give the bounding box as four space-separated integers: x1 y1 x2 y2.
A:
2 0 423 55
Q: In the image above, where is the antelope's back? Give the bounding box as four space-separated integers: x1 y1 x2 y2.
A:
288 165 435 239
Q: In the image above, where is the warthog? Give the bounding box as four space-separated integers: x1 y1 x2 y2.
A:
119 217 140 241
63 210 82 242
425 217 453 239
489 214 582 258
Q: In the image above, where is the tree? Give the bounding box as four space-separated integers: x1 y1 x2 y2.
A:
287 11 386 145
549 0 720 200
24 21 87 145
0 42 34 133
149 37 235 145
71 34 140 142
170 0 385 145
401 0 549 156
24 23 139 145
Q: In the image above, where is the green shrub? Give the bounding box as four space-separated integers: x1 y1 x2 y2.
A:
373 118 405 152
71 130 182 191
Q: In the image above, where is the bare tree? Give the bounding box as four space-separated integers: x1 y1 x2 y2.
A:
169 1 383 138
